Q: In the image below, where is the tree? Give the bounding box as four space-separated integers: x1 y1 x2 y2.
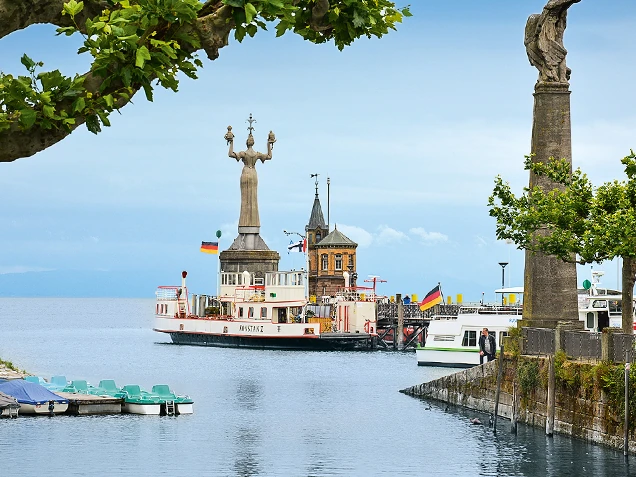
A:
0 0 411 162
488 151 636 334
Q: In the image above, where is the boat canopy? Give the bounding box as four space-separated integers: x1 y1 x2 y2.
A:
0 380 68 405
494 287 524 294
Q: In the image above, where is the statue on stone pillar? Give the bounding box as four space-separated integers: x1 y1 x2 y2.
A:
524 0 581 86
225 114 276 232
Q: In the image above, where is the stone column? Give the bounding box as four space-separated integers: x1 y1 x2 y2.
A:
521 83 578 328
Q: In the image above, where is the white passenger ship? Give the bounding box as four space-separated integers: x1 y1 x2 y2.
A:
153 270 379 350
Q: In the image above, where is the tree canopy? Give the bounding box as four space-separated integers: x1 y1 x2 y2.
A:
488 152 636 333
0 0 411 162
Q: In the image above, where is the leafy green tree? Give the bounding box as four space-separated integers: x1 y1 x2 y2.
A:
488 151 636 334
0 0 411 162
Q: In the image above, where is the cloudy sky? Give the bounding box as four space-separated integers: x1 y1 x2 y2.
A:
1 0 635 299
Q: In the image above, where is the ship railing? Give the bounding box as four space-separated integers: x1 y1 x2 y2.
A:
156 286 179 300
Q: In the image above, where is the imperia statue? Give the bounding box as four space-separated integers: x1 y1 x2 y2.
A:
224 114 276 231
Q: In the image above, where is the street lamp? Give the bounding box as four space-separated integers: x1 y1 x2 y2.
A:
499 262 508 305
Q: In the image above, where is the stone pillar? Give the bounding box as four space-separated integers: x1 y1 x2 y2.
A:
396 294 404 351
522 83 578 328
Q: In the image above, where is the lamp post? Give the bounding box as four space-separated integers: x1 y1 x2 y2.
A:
499 262 508 305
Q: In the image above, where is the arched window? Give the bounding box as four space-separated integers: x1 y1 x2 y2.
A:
316 232 322 242
321 254 328 271
335 254 343 271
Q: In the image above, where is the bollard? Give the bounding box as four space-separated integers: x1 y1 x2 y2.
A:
493 344 504 435
546 354 555 437
625 350 630 457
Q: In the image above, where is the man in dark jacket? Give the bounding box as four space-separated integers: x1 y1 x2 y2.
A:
478 328 496 364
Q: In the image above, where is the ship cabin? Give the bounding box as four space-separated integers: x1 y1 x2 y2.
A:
219 270 308 324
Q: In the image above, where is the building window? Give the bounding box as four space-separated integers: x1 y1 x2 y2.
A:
349 255 354 268
335 254 343 271
316 232 321 242
321 254 328 271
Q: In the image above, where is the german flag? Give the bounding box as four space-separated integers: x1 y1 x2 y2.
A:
200 241 219 254
419 284 442 311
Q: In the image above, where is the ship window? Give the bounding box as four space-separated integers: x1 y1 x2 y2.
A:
586 312 595 329
249 307 254 318
461 330 477 347
335 254 343 271
609 300 622 314
239 307 244 318
321 254 328 271
261 308 267 319
592 300 607 309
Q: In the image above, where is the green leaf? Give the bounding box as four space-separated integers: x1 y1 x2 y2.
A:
244 3 257 23
42 105 55 118
72 97 86 113
18 109 37 128
20 54 36 70
224 0 244 7
103 94 114 108
135 46 152 68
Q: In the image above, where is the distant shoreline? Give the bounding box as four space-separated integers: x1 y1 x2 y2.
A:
0 359 27 380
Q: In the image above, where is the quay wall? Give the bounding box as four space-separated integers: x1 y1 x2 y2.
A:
401 355 636 453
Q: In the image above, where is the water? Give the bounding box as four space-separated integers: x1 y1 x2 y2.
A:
0 298 634 477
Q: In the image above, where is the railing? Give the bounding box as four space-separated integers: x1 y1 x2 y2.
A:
611 333 635 363
563 331 601 360
522 326 636 364
523 328 556 355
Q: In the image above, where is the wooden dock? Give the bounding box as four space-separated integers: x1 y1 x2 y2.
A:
56 392 123 415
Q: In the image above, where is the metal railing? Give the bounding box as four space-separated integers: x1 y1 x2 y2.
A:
523 328 556 355
563 331 601 360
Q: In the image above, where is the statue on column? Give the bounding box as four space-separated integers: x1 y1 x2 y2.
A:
224 114 276 232
524 0 581 86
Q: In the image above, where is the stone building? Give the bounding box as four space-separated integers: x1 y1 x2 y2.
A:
304 186 358 299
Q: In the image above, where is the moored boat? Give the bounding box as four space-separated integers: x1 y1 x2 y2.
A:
0 380 69 415
416 304 521 368
153 270 379 351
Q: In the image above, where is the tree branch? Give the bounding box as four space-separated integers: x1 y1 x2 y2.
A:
0 2 235 162
0 0 108 39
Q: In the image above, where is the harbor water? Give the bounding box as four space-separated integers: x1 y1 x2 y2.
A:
0 298 634 477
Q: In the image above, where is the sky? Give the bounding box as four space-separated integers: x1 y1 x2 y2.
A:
1 0 635 299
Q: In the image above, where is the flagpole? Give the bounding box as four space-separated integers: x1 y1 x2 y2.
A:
216 230 222 309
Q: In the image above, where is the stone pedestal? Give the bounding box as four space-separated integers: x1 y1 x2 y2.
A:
219 248 280 282
523 83 578 327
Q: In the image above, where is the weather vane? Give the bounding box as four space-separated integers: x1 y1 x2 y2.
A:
310 173 319 196
246 113 256 135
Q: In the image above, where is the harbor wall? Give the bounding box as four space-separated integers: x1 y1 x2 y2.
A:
401 355 636 453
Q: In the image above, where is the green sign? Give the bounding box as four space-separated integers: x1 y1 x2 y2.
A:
582 279 591 290
216 230 222 239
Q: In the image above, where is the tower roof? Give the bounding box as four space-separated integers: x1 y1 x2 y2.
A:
317 226 357 248
307 195 326 230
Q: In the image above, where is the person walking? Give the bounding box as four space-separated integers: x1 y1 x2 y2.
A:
479 328 496 364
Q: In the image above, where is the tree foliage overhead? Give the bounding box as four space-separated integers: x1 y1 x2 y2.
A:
0 0 411 162
488 152 636 333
